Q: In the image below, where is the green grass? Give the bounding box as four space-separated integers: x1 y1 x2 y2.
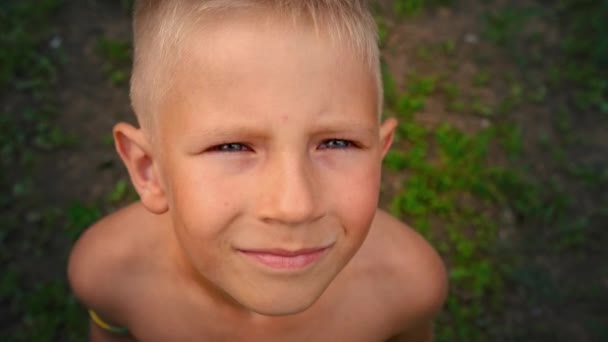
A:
0 0 64 93
0 1 89 340
556 0 608 112
380 1 606 338
393 0 454 16
97 37 132 86
0 3 134 338
381 60 508 339
482 7 531 46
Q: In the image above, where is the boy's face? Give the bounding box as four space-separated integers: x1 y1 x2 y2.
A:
154 17 394 316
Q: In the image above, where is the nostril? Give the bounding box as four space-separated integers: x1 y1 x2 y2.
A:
258 184 319 225
256 155 320 224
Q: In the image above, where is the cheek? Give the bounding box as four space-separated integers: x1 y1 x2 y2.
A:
166 172 245 275
325 159 381 232
166 164 243 240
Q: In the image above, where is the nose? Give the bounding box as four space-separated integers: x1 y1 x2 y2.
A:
256 152 322 225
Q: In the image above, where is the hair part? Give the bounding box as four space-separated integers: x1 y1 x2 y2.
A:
130 0 383 134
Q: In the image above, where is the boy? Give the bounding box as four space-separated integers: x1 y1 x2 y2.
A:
68 0 448 341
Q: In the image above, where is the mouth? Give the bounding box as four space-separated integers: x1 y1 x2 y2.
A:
237 246 332 271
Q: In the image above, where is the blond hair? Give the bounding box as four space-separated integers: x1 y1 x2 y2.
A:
130 0 382 132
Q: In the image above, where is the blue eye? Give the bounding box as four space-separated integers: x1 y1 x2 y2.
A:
319 139 355 150
211 143 251 152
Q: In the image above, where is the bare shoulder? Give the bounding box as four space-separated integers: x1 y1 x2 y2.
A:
67 202 162 325
356 209 448 334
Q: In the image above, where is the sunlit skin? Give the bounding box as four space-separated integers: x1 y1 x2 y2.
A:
68 13 447 342
147 17 393 316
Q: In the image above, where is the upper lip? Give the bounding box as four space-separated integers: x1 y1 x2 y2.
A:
237 246 332 257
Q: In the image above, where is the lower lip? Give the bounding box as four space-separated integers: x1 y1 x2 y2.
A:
238 248 330 271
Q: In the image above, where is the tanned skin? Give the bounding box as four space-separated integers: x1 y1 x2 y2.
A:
71 205 446 341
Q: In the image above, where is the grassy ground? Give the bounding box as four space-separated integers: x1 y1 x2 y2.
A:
1 0 606 341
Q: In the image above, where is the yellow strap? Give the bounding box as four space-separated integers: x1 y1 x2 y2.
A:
89 310 129 334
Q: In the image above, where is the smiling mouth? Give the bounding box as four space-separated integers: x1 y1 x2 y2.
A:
237 246 332 271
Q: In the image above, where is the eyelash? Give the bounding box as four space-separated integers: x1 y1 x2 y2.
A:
318 139 357 150
209 139 357 153
209 143 252 153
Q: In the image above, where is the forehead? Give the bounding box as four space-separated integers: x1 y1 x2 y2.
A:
160 14 378 130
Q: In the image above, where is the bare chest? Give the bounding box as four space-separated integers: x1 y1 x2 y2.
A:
129 312 394 341
125 283 396 341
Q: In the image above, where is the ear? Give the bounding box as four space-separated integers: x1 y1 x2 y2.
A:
113 122 169 214
379 117 398 158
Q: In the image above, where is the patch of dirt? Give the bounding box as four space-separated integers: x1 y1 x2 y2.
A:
7 0 135 310
48 0 133 204
378 0 607 340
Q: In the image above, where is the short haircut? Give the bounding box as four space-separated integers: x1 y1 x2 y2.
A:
131 0 382 132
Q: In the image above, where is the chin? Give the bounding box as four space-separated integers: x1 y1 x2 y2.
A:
235 279 330 317
246 294 320 317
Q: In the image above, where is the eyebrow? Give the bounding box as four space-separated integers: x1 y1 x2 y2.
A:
186 125 269 141
312 118 377 136
186 117 376 141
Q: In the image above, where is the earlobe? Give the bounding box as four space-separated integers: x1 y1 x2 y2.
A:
379 117 398 158
113 123 169 214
